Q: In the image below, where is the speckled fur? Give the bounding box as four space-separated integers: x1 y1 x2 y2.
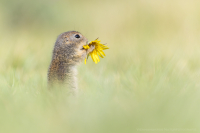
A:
48 31 94 91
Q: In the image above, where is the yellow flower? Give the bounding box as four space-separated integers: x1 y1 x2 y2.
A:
83 39 109 64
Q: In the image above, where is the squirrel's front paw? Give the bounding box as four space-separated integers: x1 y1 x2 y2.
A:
87 45 95 54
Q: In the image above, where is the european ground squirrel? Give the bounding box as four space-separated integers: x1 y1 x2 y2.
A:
48 31 95 92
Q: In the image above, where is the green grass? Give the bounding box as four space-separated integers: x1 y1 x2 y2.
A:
0 0 200 133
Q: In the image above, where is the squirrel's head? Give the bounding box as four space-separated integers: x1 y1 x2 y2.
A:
53 31 88 64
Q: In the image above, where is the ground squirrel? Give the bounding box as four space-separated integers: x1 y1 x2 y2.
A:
48 31 94 92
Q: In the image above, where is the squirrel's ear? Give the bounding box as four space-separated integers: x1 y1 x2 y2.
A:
64 36 68 41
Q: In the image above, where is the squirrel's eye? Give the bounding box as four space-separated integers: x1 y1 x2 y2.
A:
75 34 80 38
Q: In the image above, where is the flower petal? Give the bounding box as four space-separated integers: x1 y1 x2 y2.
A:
84 38 109 64
83 45 90 49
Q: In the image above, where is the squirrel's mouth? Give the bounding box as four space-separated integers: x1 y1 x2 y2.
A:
80 41 89 50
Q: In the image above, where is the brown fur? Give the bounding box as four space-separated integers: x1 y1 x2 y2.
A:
48 31 94 91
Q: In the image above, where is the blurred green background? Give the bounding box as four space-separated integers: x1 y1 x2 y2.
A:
0 0 200 133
